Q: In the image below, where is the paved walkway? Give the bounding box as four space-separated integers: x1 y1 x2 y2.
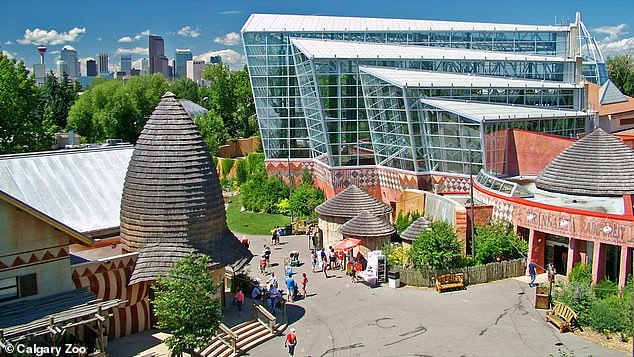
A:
245 233 626 357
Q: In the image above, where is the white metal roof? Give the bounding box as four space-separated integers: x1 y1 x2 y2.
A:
359 66 579 89
291 38 569 63
242 14 568 33
419 98 587 122
0 146 132 235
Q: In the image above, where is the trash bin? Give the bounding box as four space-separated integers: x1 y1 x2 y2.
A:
285 224 293 236
388 270 400 289
279 228 285 236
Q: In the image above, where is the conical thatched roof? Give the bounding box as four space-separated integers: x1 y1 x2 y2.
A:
535 128 634 197
400 216 430 242
339 210 396 237
121 92 251 285
315 185 392 219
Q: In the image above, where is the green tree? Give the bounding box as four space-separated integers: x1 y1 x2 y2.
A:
40 71 78 131
232 66 256 137
288 183 325 219
67 74 169 143
170 77 200 103
474 220 528 265
606 54 634 97
0 53 52 154
195 110 228 156
409 220 462 270
152 253 222 356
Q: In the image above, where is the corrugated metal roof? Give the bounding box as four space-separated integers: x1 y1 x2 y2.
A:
291 38 569 63
0 146 133 235
359 66 579 89
419 98 587 122
242 14 568 33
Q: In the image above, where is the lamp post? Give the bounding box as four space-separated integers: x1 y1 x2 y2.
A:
469 149 476 262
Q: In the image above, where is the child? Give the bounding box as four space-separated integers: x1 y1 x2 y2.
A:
235 288 244 317
311 250 317 273
301 272 308 298
260 254 267 274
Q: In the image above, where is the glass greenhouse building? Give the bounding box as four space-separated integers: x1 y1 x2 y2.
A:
241 13 604 194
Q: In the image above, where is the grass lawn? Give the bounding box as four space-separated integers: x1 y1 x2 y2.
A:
225 194 291 235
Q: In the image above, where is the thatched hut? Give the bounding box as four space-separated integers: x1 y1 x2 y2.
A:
315 185 392 250
339 210 396 257
399 216 430 248
120 92 251 287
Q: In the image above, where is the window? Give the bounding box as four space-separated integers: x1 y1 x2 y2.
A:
620 118 634 126
0 274 37 303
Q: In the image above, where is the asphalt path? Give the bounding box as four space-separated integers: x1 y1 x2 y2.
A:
238 233 626 357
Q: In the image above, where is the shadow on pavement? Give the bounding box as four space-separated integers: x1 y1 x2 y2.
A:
285 303 306 325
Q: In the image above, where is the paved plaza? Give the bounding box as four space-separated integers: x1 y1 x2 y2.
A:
243 233 626 357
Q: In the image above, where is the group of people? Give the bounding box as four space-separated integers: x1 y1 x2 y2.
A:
271 225 282 245
310 246 348 278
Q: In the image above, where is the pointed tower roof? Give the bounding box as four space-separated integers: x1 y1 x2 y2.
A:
535 128 634 197
600 79 627 105
315 185 392 219
121 92 251 285
400 216 431 242
339 210 396 237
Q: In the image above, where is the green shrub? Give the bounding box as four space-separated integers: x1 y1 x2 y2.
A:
240 173 290 214
589 295 631 334
409 220 462 270
221 158 235 178
247 152 265 175
236 159 249 185
301 168 314 185
474 220 528 265
212 156 218 168
395 210 422 233
568 263 592 285
594 279 618 299
276 198 290 215
552 280 596 326
288 183 325 219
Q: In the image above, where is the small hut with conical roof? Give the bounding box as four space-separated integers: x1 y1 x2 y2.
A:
339 210 396 256
399 216 431 247
120 92 251 287
315 185 392 250
536 128 634 197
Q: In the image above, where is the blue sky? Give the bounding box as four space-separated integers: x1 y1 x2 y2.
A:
2 0 634 71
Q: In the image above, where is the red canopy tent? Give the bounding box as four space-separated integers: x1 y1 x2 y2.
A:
334 238 361 251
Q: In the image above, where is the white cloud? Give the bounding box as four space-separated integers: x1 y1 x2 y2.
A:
593 24 628 43
97 37 102 42
17 27 86 45
118 36 134 43
213 32 241 46
219 10 243 15
4 40 13 45
177 26 201 38
134 30 150 41
2 50 14 59
132 58 144 69
109 63 120 73
115 47 148 55
194 49 245 69
49 50 60 55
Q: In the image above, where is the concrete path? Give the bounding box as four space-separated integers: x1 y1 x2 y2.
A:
245 233 626 357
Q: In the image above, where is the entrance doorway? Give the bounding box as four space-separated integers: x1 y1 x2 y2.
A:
545 234 569 275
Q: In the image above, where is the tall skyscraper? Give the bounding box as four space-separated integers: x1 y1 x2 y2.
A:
140 58 149 75
120 54 132 75
97 53 109 73
158 55 169 78
148 35 165 75
60 45 79 79
186 60 205 82
169 58 176 79
86 59 97 77
56 60 67 78
175 49 192 79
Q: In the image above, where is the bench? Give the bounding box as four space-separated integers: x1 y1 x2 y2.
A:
434 273 464 292
546 301 578 333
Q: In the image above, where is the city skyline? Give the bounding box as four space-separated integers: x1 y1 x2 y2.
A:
1 0 634 73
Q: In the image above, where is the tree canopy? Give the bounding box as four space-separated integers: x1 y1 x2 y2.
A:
606 54 634 97
0 53 53 154
474 220 528 265
409 220 462 270
152 253 222 355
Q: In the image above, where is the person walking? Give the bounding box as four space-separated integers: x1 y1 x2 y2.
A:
235 288 244 317
329 246 336 270
322 258 329 278
260 254 267 274
267 272 278 288
528 258 537 287
285 328 298 357
285 274 295 302
264 245 272 267
268 284 278 314
301 272 308 298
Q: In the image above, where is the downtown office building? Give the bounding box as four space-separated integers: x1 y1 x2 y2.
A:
241 13 607 200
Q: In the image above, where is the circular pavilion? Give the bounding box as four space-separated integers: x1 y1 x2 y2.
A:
399 216 430 248
315 185 392 250
339 210 396 257
120 92 251 286
536 128 634 196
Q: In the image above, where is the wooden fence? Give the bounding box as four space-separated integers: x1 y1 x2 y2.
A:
397 258 526 288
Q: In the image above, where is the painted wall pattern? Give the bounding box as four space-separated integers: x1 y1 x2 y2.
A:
0 245 68 271
71 253 150 339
